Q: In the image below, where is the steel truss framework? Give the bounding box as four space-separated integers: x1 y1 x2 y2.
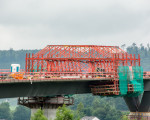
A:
25 45 141 96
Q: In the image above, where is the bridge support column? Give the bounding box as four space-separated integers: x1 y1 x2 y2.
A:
31 108 57 120
124 91 150 120
123 96 141 112
18 96 74 120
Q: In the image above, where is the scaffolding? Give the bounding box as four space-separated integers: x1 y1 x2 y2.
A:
118 66 144 97
18 96 74 109
25 45 142 96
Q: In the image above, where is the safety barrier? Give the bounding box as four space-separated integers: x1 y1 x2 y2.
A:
143 72 150 79
0 70 114 82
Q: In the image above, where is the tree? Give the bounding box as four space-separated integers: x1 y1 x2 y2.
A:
132 43 136 47
31 109 48 120
73 102 85 120
77 102 84 117
0 102 12 120
13 105 31 120
92 103 122 120
121 115 129 120
121 44 126 50
55 104 74 120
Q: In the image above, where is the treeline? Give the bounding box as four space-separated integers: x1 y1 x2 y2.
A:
126 43 150 58
0 99 124 120
0 98 124 120
56 103 122 120
32 104 128 120
0 102 30 120
0 43 150 70
124 43 150 71
69 94 127 120
0 49 39 69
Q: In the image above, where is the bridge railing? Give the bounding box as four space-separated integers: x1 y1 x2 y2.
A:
0 70 114 82
0 69 24 72
0 69 150 82
143 71 150 79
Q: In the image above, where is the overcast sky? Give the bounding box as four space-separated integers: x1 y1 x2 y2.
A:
0 0 150 50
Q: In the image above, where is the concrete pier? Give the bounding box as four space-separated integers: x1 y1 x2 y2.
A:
18 96 74 120
124 91 150 120
31 108 57 120
123 80 150 120
124 96 141 112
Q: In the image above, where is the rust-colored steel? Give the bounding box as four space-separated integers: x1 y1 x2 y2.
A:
24 45 141 96
26 45 139 72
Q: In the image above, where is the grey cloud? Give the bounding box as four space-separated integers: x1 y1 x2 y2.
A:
0 0 150 49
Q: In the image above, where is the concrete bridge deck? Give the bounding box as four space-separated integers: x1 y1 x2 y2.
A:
0 70 149 98
0 77 149 98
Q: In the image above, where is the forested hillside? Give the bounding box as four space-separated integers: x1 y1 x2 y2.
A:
0 43 150 70
126 43 150 71
0 43 150 120
0 49 39 69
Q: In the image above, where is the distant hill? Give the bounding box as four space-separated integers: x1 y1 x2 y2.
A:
0 49 39 69
126 43 150 71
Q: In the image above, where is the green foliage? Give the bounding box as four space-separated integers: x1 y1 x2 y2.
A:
0 49 39 69
31 109 47 120
70 96 123 120
0 98 17 107
121 115 129 120
92 103 122 120
73 102 85 120
13 105 31 120
55 104 74 120
76 102 85 117
0 102 12 120
126 43 150 71
70 94 128 112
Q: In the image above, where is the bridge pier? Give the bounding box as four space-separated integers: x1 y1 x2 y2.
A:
31 108 57 120
124 91 150 120
18 96 74 120
123 96 141 112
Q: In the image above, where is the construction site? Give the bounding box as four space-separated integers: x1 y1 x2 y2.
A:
0 45 150 120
